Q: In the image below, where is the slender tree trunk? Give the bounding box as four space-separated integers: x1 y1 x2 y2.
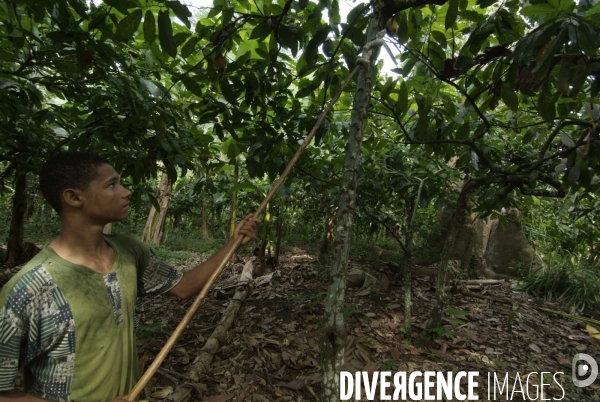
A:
418 180 478 345
172 212 182 229
403 178 426 337
320 199 331 257
3 167 27 268
202 196 209 239
274 199 284 266
317 15 384 401
229 163 239 237
141 173 173 247
259 202 271 258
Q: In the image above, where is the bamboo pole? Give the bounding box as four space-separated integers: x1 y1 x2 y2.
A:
127 63 365 401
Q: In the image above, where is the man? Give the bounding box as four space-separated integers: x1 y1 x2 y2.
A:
0 152 260 402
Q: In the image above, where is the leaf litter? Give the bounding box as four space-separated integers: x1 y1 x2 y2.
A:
5 245 595 401
134 246 600 401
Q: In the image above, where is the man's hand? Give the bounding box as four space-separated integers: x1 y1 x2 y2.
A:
233 214 261 246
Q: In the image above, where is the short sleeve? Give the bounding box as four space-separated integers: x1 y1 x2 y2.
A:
0 266 75 400
137 249 183 297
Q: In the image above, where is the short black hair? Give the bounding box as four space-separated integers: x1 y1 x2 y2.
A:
39 151 110 214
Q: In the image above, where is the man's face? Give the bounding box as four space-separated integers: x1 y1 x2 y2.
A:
79 163 131 224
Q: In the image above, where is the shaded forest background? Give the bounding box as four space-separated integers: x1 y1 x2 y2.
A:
1 0 600 400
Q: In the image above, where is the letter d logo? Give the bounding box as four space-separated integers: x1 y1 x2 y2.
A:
572 353 598 388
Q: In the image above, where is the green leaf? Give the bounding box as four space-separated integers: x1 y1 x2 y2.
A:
520 4 557 18
560 132 575 148
148 194 161 212
115 9 142 42
180 76 203 97
445 0 459 30
181 36 199 58
396 11 408 44
167 1 192 28
500 83 518 112
158 10 177 58
522 128 536 144
143 10 156 44
537 84 556 123
532 27 565 78
445 308 468 316
220 78 238 105
67 0 88 18
476 0 497 8
568 165 581 186
305 26 331 66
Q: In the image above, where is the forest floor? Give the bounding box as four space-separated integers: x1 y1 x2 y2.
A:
2 243 599 401
130 244 599 402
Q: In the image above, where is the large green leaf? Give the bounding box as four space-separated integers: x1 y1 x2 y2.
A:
115 9 142 42
180 76 203 97
167 1 192 29
143 10 156 44
445 0 459 30
500 82 518 112
538 84 556 123
158 10 177 58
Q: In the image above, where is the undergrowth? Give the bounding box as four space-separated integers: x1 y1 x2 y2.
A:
516 253 600 316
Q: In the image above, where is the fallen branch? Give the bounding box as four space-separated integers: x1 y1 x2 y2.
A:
188 258 255 381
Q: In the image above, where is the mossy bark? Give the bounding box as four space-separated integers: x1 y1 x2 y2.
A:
317 13 383 401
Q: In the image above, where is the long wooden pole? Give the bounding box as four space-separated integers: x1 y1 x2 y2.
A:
127 64 363 401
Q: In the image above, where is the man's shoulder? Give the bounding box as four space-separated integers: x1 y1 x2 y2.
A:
0 251 55 306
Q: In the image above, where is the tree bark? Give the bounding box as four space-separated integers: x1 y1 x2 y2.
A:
403 178 425 337
141 172 173 247
317 14 384 401
229 163 238 237
259 202 271 258
418 179 478 345
274 198 284 265
202 196 209 239
3 166 27 268
320 199 331 257
188 259 255 381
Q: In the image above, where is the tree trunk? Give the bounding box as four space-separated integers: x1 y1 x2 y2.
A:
402 178 425 337
201 196 209 239
317 15 384 402
172 212 182 229
274 198 284 265
188 259 255 380
419 180 478 345
229 163 239 237
259 202 271 258
320 199 331 257
141 173 173 247
3 166 27 268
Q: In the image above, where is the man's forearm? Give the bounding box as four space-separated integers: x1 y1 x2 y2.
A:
0 390 52 401
168 237 237 299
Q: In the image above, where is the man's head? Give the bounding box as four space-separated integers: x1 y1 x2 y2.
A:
40 152 129 219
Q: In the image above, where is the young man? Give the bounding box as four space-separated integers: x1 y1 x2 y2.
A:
0 152 260 402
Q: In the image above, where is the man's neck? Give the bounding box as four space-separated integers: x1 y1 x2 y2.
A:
48 216 115 273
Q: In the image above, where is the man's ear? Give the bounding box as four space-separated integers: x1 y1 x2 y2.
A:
62 189 84 209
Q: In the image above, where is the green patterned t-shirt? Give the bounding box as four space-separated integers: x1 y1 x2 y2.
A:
0 234 183 402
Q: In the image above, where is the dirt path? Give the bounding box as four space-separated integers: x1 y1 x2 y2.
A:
134 245 600 402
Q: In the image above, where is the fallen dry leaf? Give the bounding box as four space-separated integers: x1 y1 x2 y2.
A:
202 394 234 402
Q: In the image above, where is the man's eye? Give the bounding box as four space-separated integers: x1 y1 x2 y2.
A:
108 184 115 188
